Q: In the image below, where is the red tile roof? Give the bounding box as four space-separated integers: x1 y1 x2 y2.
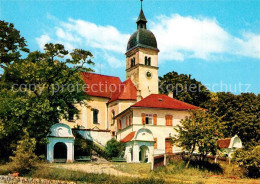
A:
81 73 137 102
217 138 231 148
81 72 121 98
108 79 137 103
131 94 201 110
120 131 136 143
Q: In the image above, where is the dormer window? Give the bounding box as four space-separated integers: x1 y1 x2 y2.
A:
131 57 135 67
145 56 151 66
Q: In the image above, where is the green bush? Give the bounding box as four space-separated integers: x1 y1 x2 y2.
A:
92 141 111 160
232 146 260 178
74 132 91 157
105 138 125 158
9 129 38 174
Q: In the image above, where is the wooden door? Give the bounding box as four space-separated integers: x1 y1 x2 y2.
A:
165 139 173 154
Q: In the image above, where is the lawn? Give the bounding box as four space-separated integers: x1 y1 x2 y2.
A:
0 161 259 184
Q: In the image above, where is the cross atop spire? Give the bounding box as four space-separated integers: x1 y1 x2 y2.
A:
136 0 147 29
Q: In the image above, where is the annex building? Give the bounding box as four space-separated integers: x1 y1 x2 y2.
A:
47 2 201 163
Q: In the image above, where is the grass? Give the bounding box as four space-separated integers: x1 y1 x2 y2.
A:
113 162 151 176
29 166 166 184
1 161 259 184
113 160 260 184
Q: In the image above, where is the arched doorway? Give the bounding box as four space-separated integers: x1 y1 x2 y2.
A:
139 145 149 163
54 142 67 162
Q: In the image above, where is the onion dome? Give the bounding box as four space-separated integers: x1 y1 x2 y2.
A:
126 1 158 52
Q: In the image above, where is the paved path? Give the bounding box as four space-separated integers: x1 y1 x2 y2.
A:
51 163 138 178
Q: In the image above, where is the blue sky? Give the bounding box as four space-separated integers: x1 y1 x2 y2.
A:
1 0 259 94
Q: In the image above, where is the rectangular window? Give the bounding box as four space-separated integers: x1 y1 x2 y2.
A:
93 109 99 124
118 120 122 130
165 115 172 126
145 114 153 124
165 115 173 126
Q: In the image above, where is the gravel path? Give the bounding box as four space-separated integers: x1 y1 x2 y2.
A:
51 163 138 178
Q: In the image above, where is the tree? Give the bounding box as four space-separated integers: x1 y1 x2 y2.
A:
232 146 260 178
105 138 125 158
159 71 211 107
204 92 260 148
9 129 38 174
0 20 29 69
0 21 95 159
172 110 224 167
0 43 94 157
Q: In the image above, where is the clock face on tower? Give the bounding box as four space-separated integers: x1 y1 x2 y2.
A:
146 71 152 79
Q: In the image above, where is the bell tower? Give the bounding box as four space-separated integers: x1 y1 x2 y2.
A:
125 0 159 98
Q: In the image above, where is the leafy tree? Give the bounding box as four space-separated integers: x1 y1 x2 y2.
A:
172 110 224 167
9 129 38 174
232 146 260 178
205 92 260 148
105 138 125 158
0 20 29 69
0 22 95 158
0 44 94 157
159 71 211 107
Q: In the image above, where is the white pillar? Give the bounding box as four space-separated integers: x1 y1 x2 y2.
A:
148 146 154 163
133 143 140 163
47 141 54 163
66 142 74 162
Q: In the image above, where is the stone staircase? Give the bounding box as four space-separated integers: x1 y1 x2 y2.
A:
91 150 109 163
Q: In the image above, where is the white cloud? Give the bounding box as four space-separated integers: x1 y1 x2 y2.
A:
36 17 129 68
104 53 124 68
58 18 130 53
150 14 260 61
36 34 51 50
36 14 259 68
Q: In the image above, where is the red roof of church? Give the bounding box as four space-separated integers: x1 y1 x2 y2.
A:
217 138 231 148
108 79 137 103
81 72 121 98
81 72 137 102
120 131 136 143
132 94 200 110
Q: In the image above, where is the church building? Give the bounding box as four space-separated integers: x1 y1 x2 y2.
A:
48 1 202 163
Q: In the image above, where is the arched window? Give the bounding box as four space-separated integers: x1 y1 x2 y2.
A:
145 56 148 65
148 57 151 66
92 109 99 124
131 57 135 67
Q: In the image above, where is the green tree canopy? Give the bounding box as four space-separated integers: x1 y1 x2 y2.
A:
205 92 260 148
172 110 224 167
159 71 211 107
0 20 29 69
105 138 125 158
0 21 95 158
